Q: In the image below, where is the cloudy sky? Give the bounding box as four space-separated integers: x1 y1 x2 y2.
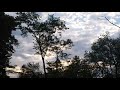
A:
5 12 120 69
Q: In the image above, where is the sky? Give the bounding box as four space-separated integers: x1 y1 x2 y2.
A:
5 12 120 70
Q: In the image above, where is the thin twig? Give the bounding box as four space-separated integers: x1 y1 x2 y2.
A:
104 17 120 28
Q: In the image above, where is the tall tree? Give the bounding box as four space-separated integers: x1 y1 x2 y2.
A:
0 12 19 77
16 12 71 78
33 15 73 78
84 33 120 78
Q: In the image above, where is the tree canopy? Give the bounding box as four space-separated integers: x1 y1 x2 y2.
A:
0 12 19 77
1 12 120 78
16 12 73 78
19 62 43 78
84 33 120 78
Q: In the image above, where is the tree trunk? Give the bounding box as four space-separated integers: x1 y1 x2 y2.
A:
56 54 59 70
115 64 118 78
41 56 46 78
0 67 8 78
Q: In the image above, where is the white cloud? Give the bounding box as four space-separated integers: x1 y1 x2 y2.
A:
7 12 120 70
5 12 17 17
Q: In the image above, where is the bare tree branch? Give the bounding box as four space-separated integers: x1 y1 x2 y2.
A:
104 17 120 28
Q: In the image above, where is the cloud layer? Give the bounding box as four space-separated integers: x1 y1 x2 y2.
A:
6 12 120 69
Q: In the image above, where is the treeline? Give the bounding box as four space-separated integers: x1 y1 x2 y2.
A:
19 33 120 78
1 12 120 78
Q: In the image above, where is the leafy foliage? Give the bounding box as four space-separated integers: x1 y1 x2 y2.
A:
16 12 73 78
64 56 92 78
46 60 64 78
3 12 120 78
0 12 19 77
46 56 92 78
19 62 43 78
84 33 120 78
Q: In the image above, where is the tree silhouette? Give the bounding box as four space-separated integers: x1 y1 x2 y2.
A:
0 12 19 78
46 60 64 78
15 12 39 37
33 15 73 78
16 12 71 78
64 56 92 78
84 32 120 78
48 38 73 69
19 62 43 78
46 34 73 78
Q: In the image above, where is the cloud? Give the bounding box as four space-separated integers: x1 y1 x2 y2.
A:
7 12 120 69
5 12 17 17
